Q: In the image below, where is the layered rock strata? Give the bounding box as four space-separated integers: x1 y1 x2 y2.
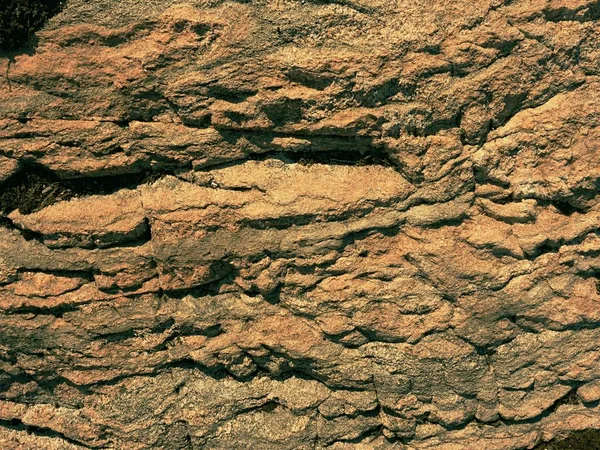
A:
0 0 599 448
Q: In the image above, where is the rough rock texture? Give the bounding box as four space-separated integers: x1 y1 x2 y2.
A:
0 0 599 448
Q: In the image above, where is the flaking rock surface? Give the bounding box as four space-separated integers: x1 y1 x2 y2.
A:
0 0 599 448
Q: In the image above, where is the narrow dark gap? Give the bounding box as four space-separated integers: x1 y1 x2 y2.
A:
151 318 176 335
262 285 282 305
166 322 223 340
542 199 588 216
274 368 326 383
527 230 600 260
0 148 399 217
0 417 95 449
205 85 257 103
471 342 498 357
162 262 238 300
482 192 515 205
498 386 585 427
495 92 528 128
234 399 282 417
421 106 464 136
0 215 43 241
16 267 96 281
0 164 178 215
110 119 130 128
533 240 562 256
260 400 279 413
3 302 81 318
284 67 335 91
247 149 396 168
553 389 581 407
472 165 511 189
96 329 138 343
160 358 230 380
305 0 375 15
324 424 383 446
238 206 383 231
577 268 600 295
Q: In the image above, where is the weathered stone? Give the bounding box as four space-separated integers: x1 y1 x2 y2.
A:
0 0 599 448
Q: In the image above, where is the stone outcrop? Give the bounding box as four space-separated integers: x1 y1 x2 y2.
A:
0 0 599 448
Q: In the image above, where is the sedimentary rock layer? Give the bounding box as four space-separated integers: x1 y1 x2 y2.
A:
0 0 599 448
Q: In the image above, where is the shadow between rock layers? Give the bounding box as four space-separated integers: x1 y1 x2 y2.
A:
0 0 599 448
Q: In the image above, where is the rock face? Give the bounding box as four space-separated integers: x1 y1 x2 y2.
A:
0 0 599 448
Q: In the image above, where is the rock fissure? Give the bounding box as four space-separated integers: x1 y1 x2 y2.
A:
0 418 99 450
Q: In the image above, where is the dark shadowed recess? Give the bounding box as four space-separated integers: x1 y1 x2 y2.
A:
0 0 65 52
0 165 172 215
247 149 396 167
533 429 600 449
0 147 397 216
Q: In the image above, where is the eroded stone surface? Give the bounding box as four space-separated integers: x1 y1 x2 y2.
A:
0 0 599 448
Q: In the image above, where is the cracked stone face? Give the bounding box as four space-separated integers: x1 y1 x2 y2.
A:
0 0 599 448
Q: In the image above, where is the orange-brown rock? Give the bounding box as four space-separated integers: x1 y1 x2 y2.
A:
0 0 599 448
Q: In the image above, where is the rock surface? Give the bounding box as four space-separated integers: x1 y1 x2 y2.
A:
0 0 599 448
